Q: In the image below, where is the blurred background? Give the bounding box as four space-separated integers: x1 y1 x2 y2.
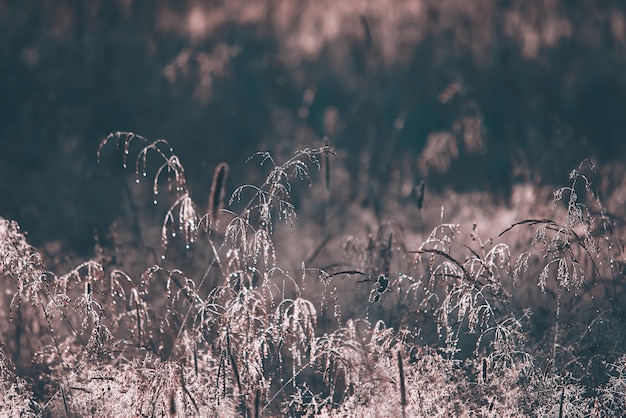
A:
1 0 626 260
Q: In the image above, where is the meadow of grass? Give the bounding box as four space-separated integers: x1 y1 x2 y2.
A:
3 2 626 416
0 131 625 417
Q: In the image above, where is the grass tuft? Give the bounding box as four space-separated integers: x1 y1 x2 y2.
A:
0 133 625 416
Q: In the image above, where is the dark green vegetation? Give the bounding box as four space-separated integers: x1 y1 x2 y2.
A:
2 1 626 417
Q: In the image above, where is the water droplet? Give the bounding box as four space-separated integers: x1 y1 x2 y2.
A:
171 232 176 238
122 163 127 169
161 255 166 260
185 244 190 250
135 179 140 184
142 172 147 177
153 200 158 205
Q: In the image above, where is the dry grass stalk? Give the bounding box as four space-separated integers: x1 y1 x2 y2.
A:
180 369 199 413
169 390 177 415
397 350 407 414
208 162 229 228
254 388 260 418
416 181 425 210
482 357 487 383
323 137 330 191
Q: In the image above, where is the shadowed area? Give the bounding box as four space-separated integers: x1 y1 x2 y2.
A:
1 1 626 255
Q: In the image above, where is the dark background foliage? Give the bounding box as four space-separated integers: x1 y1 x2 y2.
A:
1 0 626 255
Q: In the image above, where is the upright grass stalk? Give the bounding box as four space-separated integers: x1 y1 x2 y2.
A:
207 162 229 229
397 350 407 417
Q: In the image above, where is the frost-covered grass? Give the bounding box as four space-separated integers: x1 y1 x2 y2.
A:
1 134 625 417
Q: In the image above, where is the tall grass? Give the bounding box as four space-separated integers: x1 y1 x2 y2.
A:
0 133 624 416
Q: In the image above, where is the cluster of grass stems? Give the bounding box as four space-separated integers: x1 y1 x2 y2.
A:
0 133 625 417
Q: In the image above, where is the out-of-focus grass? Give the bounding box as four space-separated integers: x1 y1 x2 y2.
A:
2 0 626 257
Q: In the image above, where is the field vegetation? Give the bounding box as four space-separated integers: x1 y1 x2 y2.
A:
2 1 626 416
